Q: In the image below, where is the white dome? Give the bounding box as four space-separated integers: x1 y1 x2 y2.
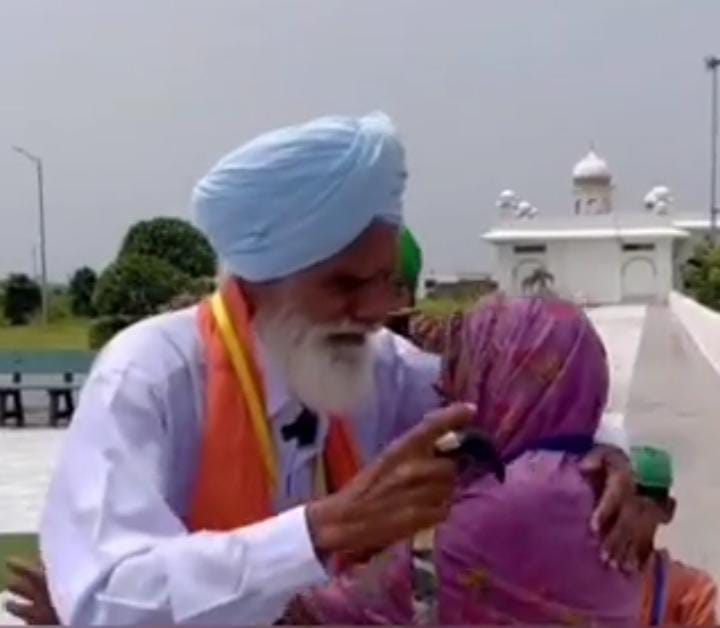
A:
496 189 519 211
644 185 673 212
514 200 538 219
572 150 612 182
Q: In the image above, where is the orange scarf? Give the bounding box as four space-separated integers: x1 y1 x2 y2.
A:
188 281 361 532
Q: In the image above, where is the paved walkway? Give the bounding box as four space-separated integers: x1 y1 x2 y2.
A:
627 305 720 582
0 430 63 625
586 305 646 418
0 591 20 625
0 430 64 533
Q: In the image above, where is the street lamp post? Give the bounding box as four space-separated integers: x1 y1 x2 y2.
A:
13 146 49 325
706 55 720 242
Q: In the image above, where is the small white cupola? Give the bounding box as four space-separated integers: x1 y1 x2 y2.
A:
572 147 613 215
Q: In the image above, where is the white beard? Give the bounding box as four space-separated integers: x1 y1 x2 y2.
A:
255 308 375 415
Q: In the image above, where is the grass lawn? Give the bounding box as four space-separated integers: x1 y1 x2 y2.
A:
0 534 38 590
418 297 478 317
0 319 91 351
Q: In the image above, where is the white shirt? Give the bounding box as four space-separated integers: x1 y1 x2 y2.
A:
40 309 440 625
40 308 627 625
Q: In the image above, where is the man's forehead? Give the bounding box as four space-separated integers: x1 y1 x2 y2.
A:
308 221 399 277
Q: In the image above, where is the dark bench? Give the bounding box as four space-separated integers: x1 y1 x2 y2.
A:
0 351 95 427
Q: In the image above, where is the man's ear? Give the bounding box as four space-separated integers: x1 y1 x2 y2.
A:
661 497 677 524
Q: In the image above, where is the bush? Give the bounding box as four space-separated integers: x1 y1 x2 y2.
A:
159 293 203 313
88 315 139 350
683 243 720 311
48 291 73 323
187 276 217 298
418 296 477 317
93 254 190 318
157 277 216 313
120 217 216 278
3 274 42 325
69 267 98 316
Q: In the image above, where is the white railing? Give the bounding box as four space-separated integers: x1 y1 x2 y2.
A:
669 291 720 375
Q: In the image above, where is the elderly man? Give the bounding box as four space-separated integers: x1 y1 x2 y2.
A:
34 112 468 625
9 113 637 626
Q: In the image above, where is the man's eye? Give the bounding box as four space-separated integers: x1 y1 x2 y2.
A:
391 275 406 293
333 276 364 292
331 272 394 293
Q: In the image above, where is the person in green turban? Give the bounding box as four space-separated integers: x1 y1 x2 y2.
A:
398 226 423 305
632 446 717 626
386 227 461 354
386 227 423 338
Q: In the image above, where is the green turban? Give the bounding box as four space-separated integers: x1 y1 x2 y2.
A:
631 446 673 490
398 227 423 293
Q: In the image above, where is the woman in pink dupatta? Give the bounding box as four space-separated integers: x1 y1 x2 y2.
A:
287 295 642 625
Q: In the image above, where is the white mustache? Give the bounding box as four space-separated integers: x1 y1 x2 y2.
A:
320 322 378 339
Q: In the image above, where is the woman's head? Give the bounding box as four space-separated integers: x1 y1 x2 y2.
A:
442 295 608 458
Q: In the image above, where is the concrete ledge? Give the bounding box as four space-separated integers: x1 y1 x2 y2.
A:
669 291 720 376
0 591 22 625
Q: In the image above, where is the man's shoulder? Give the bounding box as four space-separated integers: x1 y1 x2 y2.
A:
372 327 440 371
667 553 717 592
93 306 203 384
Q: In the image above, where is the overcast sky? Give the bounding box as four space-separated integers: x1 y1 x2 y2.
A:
1 0 718 280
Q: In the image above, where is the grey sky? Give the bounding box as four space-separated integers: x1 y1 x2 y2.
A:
0 0 718 280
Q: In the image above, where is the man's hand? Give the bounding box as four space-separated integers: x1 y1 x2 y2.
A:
4 557 59 625
307 403 473 558
580 444 646 571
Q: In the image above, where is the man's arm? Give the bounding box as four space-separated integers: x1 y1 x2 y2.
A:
42 355 471 625
41 368 327 625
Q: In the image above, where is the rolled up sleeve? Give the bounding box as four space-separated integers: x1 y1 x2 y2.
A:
41 366 327 625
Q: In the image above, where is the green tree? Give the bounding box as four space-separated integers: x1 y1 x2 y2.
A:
88 315 139 350
68 266 98 316
3 273 42 325
94 254 190 318
120 217 216 278
521 267 555 296
683 243 720 310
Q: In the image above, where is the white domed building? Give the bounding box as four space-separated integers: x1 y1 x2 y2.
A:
484 149 709 305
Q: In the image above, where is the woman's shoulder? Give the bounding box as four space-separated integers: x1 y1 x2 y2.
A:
451 451 595 529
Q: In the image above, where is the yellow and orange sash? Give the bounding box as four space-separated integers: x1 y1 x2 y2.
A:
188 280 361 532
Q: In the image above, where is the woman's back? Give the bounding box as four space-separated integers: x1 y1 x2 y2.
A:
437 451 641 624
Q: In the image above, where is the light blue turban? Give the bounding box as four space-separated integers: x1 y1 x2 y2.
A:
193 112 406 281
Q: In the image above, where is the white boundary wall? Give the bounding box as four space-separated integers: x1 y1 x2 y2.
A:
669 291 720 375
